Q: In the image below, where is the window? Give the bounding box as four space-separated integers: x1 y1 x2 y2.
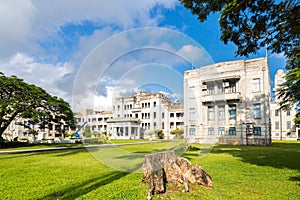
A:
229 104 237 119
217 82 224 94
208 106 215 120
162 112 165 119
229 127 236 135
153 101 156 107
253 127 261 135
252 78 260 92
189 86 195 98
189 108 195 120
275 121 279 129
229 81 236 93
286 110 291 116
287 121 291 129
218 105 225 120
208 127 214 135
275 109 279 116
253 103 261 119
153 112 156 119
207 83 215 95
218 127 225 135
190 128 195 135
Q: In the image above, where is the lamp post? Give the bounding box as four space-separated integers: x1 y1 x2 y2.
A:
262 66 267 145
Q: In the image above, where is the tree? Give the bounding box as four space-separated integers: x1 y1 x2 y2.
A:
28 129 39 142
180 0 300 121
83 124 92 137
0 72 75 143
170 128 184 139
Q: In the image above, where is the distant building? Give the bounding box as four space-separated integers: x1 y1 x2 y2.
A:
169 103 184 132
270 70 299 140
108 92 173 139
74 109 113 136
184 57 271 145
5 115 71 142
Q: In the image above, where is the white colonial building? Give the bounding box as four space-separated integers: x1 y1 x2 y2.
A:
270 70 299 140
4 116 71 142
108 91 169 139
184 57 272 145
74 109 113 136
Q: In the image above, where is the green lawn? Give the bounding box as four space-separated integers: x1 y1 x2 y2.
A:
0 143 84 151
0 139 153 152
0 141 299 199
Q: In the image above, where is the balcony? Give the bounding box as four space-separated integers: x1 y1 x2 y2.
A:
202 92 240 102
131 107 141 113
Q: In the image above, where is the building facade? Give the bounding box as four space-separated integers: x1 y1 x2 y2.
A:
184 57 271 145
4 116 71 142
270 70 299 140
74 109 113 136
109 91 170 139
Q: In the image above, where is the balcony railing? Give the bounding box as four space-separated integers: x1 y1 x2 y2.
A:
202 92 240 102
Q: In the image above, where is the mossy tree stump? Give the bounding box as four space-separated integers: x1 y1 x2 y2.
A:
142 150 213 200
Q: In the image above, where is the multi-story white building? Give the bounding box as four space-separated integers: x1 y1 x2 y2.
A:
107 91 184 139
74 109 113 136
4 116 71 142
270 70 299 140
169 103 184 131
108 92 169 139
184 57 271 145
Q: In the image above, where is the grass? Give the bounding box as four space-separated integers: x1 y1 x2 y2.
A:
0 143 84 151
0 139 154 151
0 141 299 199
109 139 151 144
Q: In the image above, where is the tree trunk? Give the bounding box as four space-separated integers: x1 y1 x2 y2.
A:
142 150 213 200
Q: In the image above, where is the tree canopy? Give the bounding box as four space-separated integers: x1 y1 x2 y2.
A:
0 72 75 142
180 0 300 120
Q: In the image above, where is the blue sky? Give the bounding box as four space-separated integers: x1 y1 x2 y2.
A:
0 1 286 111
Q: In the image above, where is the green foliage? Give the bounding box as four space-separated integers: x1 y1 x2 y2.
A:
83 124 92 137
0 72 75 142
170 128 184 139
84 135 110 144
180 0 300 122
147 129 164 139
156 129 164 139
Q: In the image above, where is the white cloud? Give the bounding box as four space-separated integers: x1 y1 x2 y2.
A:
177 44 212 67
0 1 214 113
0 0 178 59
0 53 74 101
0 0 36 57
71 28 214 111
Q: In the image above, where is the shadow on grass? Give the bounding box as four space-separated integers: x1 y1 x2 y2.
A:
40 171 129 200
0 152 44 160
0 149 87 160
288 176 300 186
52 149 87 157
208 142 300 171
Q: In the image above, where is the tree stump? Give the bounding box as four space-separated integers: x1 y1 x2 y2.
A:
142 150 213 200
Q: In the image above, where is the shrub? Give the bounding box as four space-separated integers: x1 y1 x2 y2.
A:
84 136 110 144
